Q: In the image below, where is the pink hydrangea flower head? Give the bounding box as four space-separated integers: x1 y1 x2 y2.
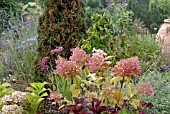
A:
38 57 49 71
51 46 63 55
55 57 81 78
69 47 90 67
88 52 109 72
48 91 62 103
112 57 141 77
136 82 153 96
55 56 65 64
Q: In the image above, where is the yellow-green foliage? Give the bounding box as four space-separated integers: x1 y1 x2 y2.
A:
26 82 49 114
0 83 14 97
79 13 118 55
79 11 134 63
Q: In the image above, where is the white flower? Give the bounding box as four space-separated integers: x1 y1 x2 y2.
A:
92 48 97 53
88 73 96 81
2 95 13 103
2 91 27 104
154 28 157 31
87 80 92 84
92 48 107 56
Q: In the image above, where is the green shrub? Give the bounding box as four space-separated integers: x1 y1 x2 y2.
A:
79 7 134 63
16 0 34 4
0 83 14 97
85 0 104 27
26 82 49 114
127 0 150 29
0 0 18 34
100 0 108 8
79 13 119 56
127 0 170 33
87 0 102 7
149 0 170 33
34 0 87 81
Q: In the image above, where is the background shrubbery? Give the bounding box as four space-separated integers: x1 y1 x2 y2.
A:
0 0 18 34
127 0 170 33
85 0 105 27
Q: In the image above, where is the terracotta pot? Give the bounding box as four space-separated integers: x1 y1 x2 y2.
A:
156 19 170 66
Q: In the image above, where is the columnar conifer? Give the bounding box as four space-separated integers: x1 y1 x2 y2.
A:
34 0 86 80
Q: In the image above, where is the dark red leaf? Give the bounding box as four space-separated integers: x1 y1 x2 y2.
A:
73 97 88 106
92 98 101 109
87 105 95 112
98 106 113 113
78 108 94 114
64 105 76 111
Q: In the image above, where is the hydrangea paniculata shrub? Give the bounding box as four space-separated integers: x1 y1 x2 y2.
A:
88 51 109 72
55 57 81 78
69 47 90 67
55 47 110 78
37 48 154 113
112 56 141 77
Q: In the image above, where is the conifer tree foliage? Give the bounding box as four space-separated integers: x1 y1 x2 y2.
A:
34 0 86 80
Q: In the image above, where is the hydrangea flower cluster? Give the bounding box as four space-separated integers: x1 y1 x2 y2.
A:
51 46 63 55
48 91 62 103
55 57 81 78
69 47 90 67
55 47 109 78
1 91 29 112
112 57 141 77
89 52 109 72
1 104 23 114
136 82 153 96
2 91 27 104
38 57 49 71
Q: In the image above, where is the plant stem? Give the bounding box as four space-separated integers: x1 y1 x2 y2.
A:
121 76 125 88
